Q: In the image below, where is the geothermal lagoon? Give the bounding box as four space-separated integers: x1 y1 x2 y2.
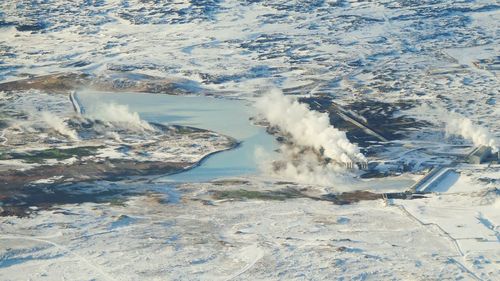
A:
77 91 279 182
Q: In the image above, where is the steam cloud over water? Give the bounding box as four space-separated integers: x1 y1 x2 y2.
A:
86 102 154 132
254 90 365 186
445 112 498 152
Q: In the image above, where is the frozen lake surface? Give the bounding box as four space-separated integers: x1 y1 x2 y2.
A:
77 91 278 182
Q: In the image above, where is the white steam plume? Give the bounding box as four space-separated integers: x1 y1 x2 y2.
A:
40 111 79 141
86 103 154 132
255 146 353 188
255 89 366 164
445 112 498 152
254 90 366 186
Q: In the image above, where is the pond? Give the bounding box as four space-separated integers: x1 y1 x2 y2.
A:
76 91 278 182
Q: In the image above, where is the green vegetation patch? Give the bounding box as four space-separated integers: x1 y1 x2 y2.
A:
0 120 8 129
172 125 204 135
211 188 304 201
0 112 11 129
210 179 250 186
0 146 102 164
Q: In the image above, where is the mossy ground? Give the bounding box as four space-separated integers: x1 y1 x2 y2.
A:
0 146 102 164
211 188 304 201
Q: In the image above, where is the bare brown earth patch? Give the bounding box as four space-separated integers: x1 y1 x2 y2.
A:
0 72 203 95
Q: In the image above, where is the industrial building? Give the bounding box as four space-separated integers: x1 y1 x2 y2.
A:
466 146 496 164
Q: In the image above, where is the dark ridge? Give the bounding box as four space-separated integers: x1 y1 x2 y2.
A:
15 21 49 32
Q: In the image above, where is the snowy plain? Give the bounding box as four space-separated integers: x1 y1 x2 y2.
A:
0 0 499 280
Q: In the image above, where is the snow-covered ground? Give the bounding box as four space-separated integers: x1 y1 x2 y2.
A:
1 1 498 131
0 90 235 162
0 0 499 280
0 180 498 280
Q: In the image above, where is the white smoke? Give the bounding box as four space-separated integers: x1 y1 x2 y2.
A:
255 146 353 187
254 90 365 186
255 89 366 164
40 111 79 141
444 112 498 153
86 102 154 132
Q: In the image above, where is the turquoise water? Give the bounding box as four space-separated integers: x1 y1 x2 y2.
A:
77 91 277 182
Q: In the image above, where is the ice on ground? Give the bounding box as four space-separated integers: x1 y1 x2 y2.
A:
1 181 497 280
0 0 499 280
399 190 499 281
